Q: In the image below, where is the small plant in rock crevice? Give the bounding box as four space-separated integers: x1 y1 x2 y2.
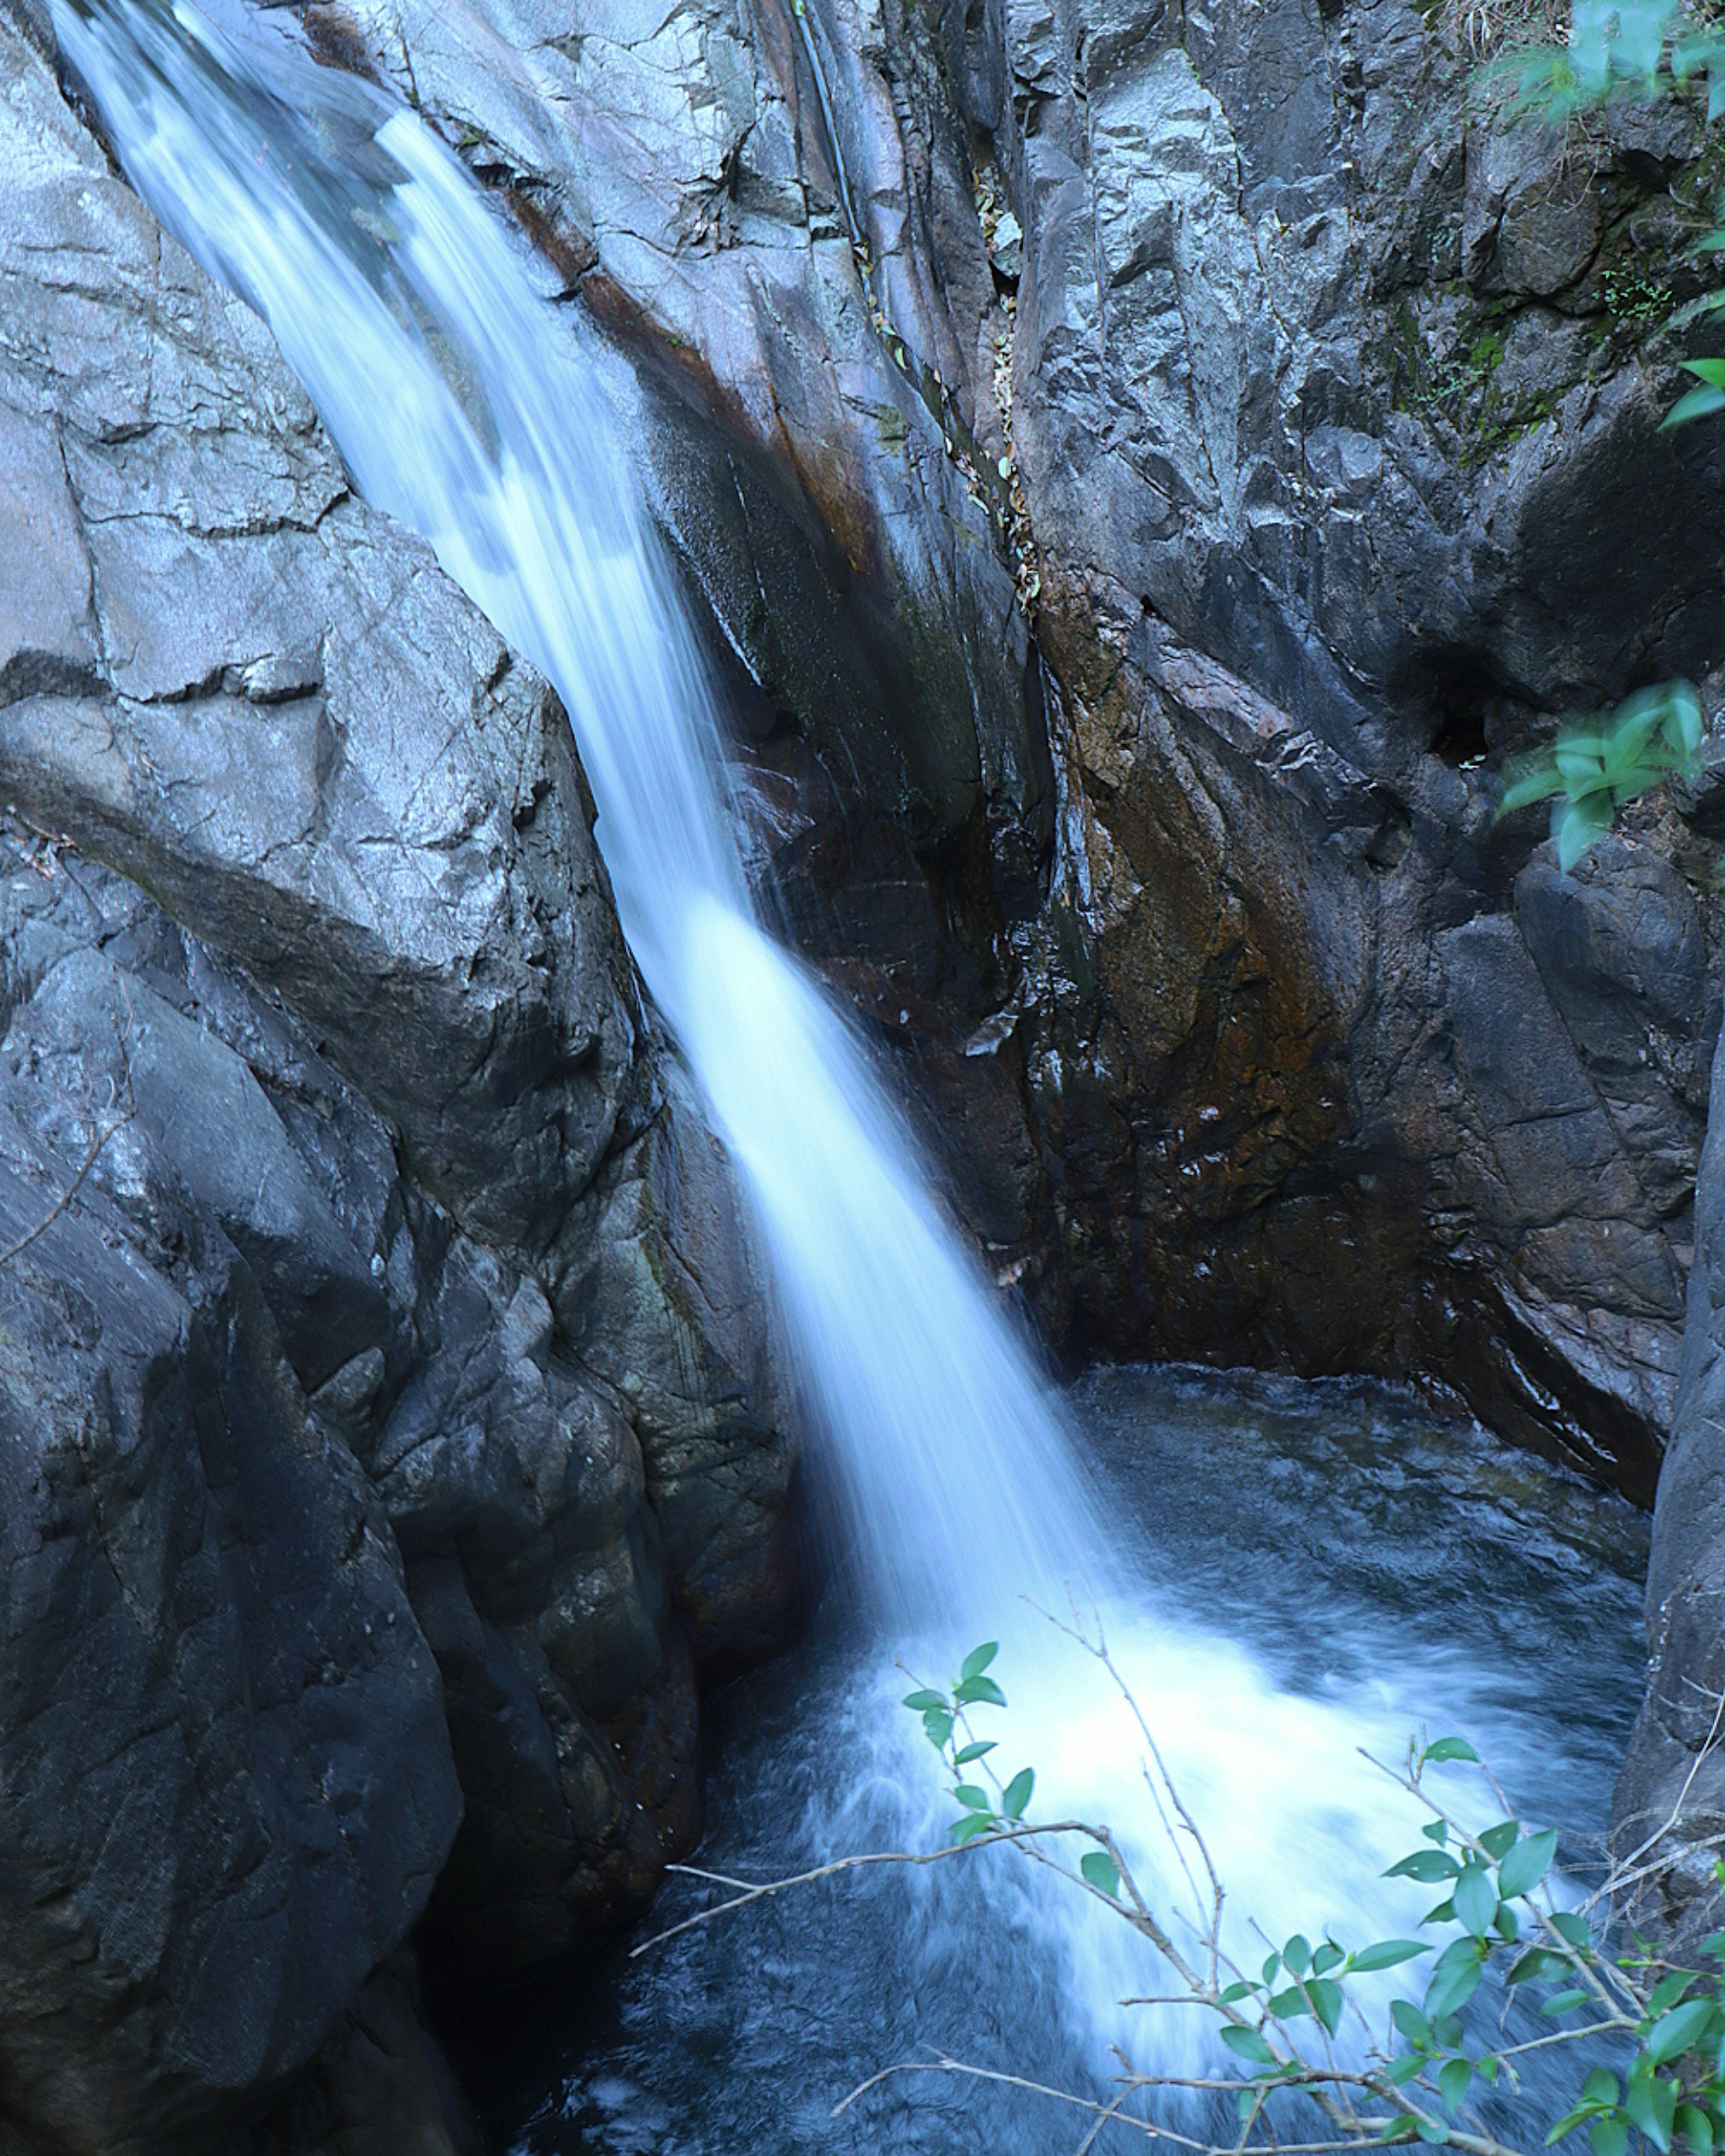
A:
1493 681 1704 868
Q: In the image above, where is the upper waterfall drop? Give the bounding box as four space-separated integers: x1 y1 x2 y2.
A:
52 0 1109 1635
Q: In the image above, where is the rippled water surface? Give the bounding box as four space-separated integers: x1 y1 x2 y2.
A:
467 1367 1650 2156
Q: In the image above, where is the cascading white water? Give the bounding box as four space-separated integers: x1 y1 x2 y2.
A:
54 0 1103 1632
58 0 1544 2084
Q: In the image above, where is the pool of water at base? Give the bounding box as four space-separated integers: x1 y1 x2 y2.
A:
462 1365 1651 2156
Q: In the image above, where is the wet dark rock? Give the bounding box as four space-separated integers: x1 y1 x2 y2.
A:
1614 1021 1725 1944
234 1955 483 2156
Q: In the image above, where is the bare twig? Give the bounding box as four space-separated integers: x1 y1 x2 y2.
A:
0 1063 134 1269
637 1823 1110 1957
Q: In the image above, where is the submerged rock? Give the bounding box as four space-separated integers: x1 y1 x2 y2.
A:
0 18 794 2151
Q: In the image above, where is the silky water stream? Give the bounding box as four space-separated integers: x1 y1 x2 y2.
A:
56 9 1654 2147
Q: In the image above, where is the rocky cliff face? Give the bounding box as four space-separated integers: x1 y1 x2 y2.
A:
947 0 1725 1502
282 0 1725 1499
0 20 794 2150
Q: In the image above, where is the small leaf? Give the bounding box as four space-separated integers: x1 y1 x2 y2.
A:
1698 1933 1725 1962
959 1642 999 1682
1508 1948 1567 1985
1494 1903 1522 1943
1269 1985 1311 2021
1392 2000 1433 2046
1424 1897 1457 1926
1312 1942 1345 1976
1283 1934 1312 1978
954 1785 992 1811
953 1674 1007 1709
922 1708 953 1750
1426 1952 1484 2021
1423 1821 1451 1846
1591 2121 1631 2156
1220 2024 1278 2067
1352 1940 1428 1973
1261 1953 1281 1983
1584 2073 1621 2110
1663 383 1725 432
1499 1828 1559 1900
1415 2116 1451 2144
1220 1980 1258 2004
1551 1911 1592 1954
1650 1998 1716 2067
1454 1863 1498 1938
949 1813 995 1844
902 1689 947 1712
1479 1821 1520 1860
1310 1978 1344 2037
1628 2070 1679 2153
952 1741 997 1766
1500 762 1570 815
1080 1850 1121 1898
1380 2119 1419 2142
1001 1767 1034 1821
1391 2054 1429 2086
1679 2103 1714 2156
1387 1850 1463 1882
1557 794 1614 872
1542 1989 1590 2015
1423 1737 1481 1765
1648 1972 1694 2019
1439 2058 1473 2113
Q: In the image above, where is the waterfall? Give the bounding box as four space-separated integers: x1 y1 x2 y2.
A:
53 0 1107 1635
58 0 1534 2082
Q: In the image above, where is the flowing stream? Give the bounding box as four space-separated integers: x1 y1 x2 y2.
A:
58 9 1652 2143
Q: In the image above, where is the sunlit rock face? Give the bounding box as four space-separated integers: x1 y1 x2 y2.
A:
0 20 795 2150
283 0 1725 1497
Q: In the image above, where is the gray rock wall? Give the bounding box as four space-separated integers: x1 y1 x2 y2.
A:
318 0 1725 1496
0 20 796 2150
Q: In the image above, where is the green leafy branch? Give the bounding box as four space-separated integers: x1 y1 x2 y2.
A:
1486 0 1725 123
637 1604 1725 2156
1493 680 1703 869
